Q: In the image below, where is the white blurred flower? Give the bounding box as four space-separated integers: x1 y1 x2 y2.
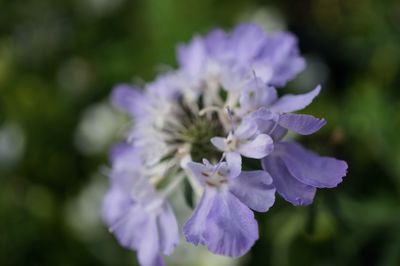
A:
238 6 287 31
75 102 125 155
0 122 25 168
64 173 108 240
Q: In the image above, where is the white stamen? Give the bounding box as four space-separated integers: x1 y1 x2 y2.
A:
198 106 222 116
185 168 204 197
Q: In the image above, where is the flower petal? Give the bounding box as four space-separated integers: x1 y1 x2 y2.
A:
183 189 258 257
234 119 258 140
259 32 305 86
239 78 277 112
157 203 179 255
183 188 217 246
238 134 274 159
101 186 132 228
205 189 259 257
270 85 321 113
277 142 348 188
184 188 259 258
245 107 277 133
278 114 326 135
270 124 288 142
111 84 146 117
262 155 316 206
177 36 206 77
137 216 164 266
204 29 230 59
186 161 208 186
248 63 274 83
225 152 242 179
230 23 267 62
109 142 133 164
111 204 149 250
270 56 305 87
210 136 226 151
229 170 276 212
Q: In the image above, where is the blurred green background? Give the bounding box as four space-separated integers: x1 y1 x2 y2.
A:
1 0 400 265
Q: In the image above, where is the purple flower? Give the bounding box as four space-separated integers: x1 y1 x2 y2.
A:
104 23 348 264
211 119 273 173
262 142 348 206
184 160 275 257
102 145 179 266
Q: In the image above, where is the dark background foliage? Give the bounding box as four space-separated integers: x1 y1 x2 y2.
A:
1 0 400 265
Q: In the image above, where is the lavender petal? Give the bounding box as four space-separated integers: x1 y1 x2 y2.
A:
277 142 348 188
229 170 276 212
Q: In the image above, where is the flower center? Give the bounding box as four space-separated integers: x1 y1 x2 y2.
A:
225 134 239 151
183 115 223 162
201 170 228 187
159 96 225 163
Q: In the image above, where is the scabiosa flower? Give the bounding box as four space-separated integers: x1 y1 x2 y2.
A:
102 23 348 266
210 118 273 172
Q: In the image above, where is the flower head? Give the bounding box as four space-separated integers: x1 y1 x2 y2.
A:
102 23 348 265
